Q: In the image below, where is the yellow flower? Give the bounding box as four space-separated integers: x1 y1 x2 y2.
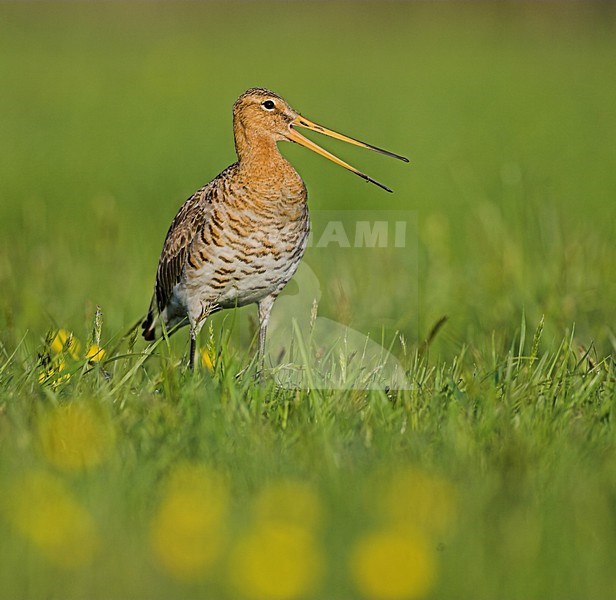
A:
200 348 214 371
349 528 436 600
151 463 229 580
3 471 99 568
38 358 71 387
38 403 115 471
50 329 81 360
252 480 323 530
85 344 105 362
378 467 457 538
229 521 322 600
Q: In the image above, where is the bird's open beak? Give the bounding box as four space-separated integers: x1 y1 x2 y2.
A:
287 115 408 193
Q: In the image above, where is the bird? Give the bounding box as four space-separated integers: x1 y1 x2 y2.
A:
141 87 408 370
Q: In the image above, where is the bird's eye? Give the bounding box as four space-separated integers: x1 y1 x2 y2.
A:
262 100 276 110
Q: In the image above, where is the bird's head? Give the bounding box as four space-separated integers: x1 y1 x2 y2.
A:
233 87 408 192
233 88 297 143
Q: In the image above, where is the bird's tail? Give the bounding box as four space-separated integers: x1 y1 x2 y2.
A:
141 296 157 341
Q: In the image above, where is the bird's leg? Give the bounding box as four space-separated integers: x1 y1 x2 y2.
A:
188 327 197 371
188 303 214 372
257 295 276 376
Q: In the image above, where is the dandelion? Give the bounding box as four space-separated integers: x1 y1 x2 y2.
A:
38 402 115 471
85 344 106 362
228 479 324 599
3 470 99 568
229 521 322 600
200 347 214 371
151 463 229 580
38 358 71 387
39 329 83 387
349 528 435 600
50 329 81 360
40 330 106 385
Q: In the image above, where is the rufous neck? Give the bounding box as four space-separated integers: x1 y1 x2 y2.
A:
234 126 290 174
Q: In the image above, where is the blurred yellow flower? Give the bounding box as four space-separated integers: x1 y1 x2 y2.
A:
151 463 229 580
349 528 435 600
38 403 115 471
50 329 81 360
379 468 457 537
229 521 322 600
85 344 105 362
3 470 99 568
38 358 71 387
253 480 323 530
200 348 214 371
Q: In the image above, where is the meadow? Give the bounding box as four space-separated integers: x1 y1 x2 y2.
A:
0 2 615 599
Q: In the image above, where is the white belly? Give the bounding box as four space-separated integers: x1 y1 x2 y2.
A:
177 230 308 318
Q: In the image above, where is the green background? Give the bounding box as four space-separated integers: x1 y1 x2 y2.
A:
1 2 614 354
0 3 615 599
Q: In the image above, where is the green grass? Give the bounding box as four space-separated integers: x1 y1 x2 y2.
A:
0 2 615 599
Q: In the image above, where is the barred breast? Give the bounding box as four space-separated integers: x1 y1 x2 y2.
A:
165 162 310 330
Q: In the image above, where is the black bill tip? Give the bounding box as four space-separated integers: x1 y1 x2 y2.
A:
364 142 409 163
356 171 394 193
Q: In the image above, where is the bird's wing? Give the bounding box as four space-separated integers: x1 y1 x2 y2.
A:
154 186 211 311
